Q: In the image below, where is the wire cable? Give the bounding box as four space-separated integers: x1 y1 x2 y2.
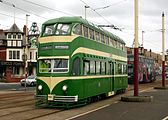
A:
0 0 48 19
94 0 127 11
79 0 122 31
21 0 75 16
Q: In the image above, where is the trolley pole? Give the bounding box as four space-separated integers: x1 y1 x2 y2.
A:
134 0 139 96
85 5 89 20
162 12 165 87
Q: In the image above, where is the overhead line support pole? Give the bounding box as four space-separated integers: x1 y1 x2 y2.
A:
162 12 165 87
134 0 139 96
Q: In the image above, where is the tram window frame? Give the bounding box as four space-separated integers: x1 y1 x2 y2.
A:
106 62 110 75
95 31 100 42
124 65 128 74
72 57 81 76
119 64 122 74
113 40 117 48
90 60 96 75
43 24 56 36
96 61 101 74
101 62 106 75
115 63 118 74
120 43 123 50
55 23 71 35
83 60 90 75
117 42 119 49
73 24 82 35
121 64 126 74
53 59 69 72
101 34 105 43
39 59 51 73
109 38 113 46
83 26 89 38
122 44 124 51
106 36 109 45
89 28 94 40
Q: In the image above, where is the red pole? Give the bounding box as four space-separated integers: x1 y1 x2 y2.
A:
134 48 139 96
162 61 165 87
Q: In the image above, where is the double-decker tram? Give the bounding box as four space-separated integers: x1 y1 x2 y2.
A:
36 17 128 108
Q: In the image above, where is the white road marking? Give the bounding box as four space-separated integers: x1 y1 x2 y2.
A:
114 101 119 104
65 104 110 120
162 116 168 120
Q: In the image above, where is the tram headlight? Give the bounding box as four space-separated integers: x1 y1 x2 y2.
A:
62 85 68 91
38 85 43 90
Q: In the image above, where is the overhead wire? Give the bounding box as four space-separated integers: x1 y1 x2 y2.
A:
94 0 127 11
0 0 48 19
0 0 166 51
0 12 41 24
21 0 75 16
79 0 116 27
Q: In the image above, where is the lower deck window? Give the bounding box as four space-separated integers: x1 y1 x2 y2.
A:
53 59 68 72
39 59 69 73
84 61 90 75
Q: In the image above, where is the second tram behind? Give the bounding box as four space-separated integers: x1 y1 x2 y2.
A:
128 54 157 84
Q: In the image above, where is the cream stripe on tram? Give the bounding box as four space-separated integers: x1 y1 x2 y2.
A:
71 47 127 62
38 74 127 93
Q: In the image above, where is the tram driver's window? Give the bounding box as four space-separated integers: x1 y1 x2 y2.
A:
39 60 51 73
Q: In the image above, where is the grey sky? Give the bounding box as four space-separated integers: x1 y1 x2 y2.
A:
0 0 168 53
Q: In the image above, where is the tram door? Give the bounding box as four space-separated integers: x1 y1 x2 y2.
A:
109 62 114 92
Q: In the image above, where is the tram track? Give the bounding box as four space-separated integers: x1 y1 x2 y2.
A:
0 107 63 120
0 80 165 120
0 92 34 99
0 96 34 104
0 105 36 117
0 99 35 109
24 109 64 120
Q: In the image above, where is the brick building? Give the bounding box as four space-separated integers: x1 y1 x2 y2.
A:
127 46 162 68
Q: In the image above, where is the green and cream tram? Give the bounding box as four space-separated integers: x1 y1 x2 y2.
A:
36 17 128 108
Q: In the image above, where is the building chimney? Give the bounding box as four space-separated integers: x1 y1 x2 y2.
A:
23 25 27 35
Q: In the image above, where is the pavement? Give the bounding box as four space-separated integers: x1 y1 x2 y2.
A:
66 87 168 120
0 82 35 91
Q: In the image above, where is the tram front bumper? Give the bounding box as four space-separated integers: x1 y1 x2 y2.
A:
35 94 78 103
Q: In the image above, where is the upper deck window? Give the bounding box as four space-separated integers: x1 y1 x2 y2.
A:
73 24 82 35
83 26 88 38
55 24 71 35
43 24 56 36
89 28 94 40
95 31 100 42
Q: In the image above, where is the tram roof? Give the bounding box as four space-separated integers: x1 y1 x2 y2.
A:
43 16 125 44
